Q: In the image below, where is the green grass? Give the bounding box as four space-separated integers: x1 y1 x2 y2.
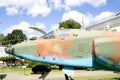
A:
0 67 32 75
0 67 61 75
46 76 120 80
0 67 120 80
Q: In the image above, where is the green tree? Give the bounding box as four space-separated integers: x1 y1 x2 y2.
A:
2 29 27 45
29 36 38 40
59 19 81 29
0 34 4 45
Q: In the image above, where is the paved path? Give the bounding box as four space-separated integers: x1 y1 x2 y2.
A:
3 70 118 80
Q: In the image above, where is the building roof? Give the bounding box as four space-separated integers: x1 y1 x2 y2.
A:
86 12 120 30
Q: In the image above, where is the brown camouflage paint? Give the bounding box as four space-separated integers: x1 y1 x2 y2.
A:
35 29 74 59
103 32 120 64
35 38 73 59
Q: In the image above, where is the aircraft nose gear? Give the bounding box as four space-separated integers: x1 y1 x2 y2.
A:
62 67 74 80
65 74 74 80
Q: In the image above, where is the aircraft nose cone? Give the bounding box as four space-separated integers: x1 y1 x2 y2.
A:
5 47 15 54
5 41 37 56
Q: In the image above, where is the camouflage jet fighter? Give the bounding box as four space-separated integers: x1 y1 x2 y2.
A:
5 29 120 80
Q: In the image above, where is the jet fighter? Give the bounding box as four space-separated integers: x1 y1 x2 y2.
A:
5 29 120 80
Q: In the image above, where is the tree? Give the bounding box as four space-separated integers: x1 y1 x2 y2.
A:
29 36 38 40
59 19 81 29
2 29 27 45
0 34 4 45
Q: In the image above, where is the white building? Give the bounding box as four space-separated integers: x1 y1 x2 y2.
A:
0 47 9 57
86 12 120 31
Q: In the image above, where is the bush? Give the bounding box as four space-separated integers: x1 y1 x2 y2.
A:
0 56 16 61
27 61 37 68
30 62 51 74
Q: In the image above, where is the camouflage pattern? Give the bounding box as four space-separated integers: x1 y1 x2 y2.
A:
5 29 120 71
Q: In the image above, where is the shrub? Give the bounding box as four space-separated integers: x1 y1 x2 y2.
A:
27 61 37 68
0 56 16 61
31 62 51 74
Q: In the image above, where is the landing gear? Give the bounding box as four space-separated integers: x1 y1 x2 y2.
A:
64 74 74 80
59 66 74 80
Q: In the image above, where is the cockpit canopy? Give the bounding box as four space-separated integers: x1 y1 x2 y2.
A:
41 29 71 39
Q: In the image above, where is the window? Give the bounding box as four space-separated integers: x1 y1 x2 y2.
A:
111 29 117 32
56 29 70 38
41 31 55 39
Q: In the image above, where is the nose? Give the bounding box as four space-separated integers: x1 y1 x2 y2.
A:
5 47 15 54
5 41 37 56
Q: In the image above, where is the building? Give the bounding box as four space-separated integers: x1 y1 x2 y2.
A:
86 12 120 31
0 47 9 57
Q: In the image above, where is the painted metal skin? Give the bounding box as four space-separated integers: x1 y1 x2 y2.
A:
5 29 120 76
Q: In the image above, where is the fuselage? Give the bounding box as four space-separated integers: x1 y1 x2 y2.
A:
6 29 120 71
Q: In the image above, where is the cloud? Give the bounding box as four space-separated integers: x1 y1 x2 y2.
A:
35 22 46 29
3 21 46 38
27 4 51 17
62 10 92 27
86 0 107 7
48 0 64 10
51 24 59 30
0 0 51 17
64 0 84 7
61 10 114 28
49 0 107 11
64 0 107 10
0 0 107 17
93 11 115 22
62 10 83 22
6 7 18 15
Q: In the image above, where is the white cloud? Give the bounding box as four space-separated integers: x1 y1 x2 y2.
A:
93 11 115 22
27 4 51 17
3 21 32 35
64 0 107 9
62 10 92 27
0 0 51 17
6 7 18 15
86 0 107 7
0 0 107 17
62 10 83 21
3 21 46 38
61 10 114 28
64 0 84 7
49 0 63 10
51 24 59 30
35 22 46 29
49 0 107 11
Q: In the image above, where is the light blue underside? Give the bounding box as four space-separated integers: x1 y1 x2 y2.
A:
62 67 74 76
95 56 120 71
13 52 93 68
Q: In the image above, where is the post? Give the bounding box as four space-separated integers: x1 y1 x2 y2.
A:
22 66 26 75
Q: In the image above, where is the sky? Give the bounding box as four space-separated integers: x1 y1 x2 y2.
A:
0 0 120 38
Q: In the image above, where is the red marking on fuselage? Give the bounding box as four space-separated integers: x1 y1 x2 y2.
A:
92 40 96 59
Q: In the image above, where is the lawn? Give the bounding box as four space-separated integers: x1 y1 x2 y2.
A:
46 75 120 80
0 67 32 75
0 67 120 80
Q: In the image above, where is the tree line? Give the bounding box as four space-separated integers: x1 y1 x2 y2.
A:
0 19 81 45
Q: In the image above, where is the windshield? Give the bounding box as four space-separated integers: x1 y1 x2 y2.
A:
57 29 70 38
40 31 55 39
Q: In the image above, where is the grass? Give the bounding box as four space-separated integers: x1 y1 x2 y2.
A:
45 75 120 80
45 70 120 80
0 66 61 75
0 67 32 75
0 67 120 80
